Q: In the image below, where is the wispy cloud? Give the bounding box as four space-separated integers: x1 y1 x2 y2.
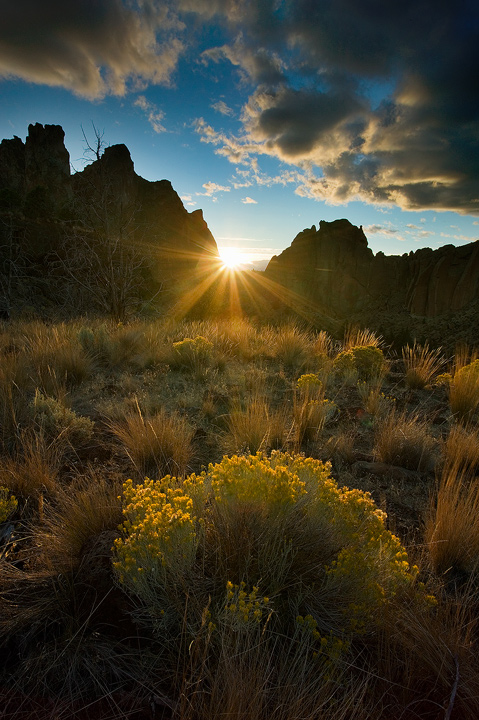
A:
198 181 231 197
181 194 197 207
134 96 166 133
364 225 399 235
211 100 234 116
242 196 257 204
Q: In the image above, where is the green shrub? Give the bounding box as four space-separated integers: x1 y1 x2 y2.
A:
31 390 94 447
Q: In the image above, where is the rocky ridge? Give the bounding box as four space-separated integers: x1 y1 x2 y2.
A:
265 219 479 345
0 123 219 316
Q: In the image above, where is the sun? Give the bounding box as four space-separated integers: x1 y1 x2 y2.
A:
219 246 243 269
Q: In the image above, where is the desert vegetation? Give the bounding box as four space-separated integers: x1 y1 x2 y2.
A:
0 316 479 718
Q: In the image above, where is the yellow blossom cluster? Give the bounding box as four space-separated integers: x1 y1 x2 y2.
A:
113 477 197 594
0 487 17 523
224 580 270 627
297 373 323 391
210 453 307 508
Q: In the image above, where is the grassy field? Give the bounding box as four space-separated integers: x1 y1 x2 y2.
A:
0 316 478 719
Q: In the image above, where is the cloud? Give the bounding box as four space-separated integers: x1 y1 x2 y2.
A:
180 194 197 207
198 181 231 196
241 196 257 204
134 96 166 133
190 0 479 215
0 0 184 98
202 36 285 85
211 100 234 116
364 225 399 235
3 0 478 216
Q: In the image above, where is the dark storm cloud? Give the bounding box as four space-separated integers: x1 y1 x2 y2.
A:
0 0 184 97
245 85 366 159
2 0 478 213
190 0 479 214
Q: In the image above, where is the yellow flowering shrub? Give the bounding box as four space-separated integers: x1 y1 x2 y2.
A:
334 345 386 380
172 335 214 370
0 487 17 523
113 476 198 598
297 373 323 391
114 451 431 669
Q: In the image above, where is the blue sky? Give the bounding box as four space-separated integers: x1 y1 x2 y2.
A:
1 1 478 269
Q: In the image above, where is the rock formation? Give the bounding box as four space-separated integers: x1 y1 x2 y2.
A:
265 219 479 344
0 123 219 316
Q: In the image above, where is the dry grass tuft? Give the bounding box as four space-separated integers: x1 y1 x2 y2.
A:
269 324 313 369
443 425 479 478
448 359 479 423
374 408 437 471
221 396 286 455
343 325 382 350
402 341 445 389
35 472 122 573
425 461 479 577
109 400 195 477
0 431 61 503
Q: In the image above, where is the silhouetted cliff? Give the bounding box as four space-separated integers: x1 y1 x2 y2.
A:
265 219 479 345
0 124 219 317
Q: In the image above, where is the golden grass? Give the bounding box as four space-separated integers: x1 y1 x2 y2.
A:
0 431 61 502
402 341 445 389
343 324 382 350
443 425 479 477
374 408 437 471
448 361 479 423
109 400 195 477
23 322 93 393
35 472 122 573
267 324 313 368
425 461 479 577
221 396 286 455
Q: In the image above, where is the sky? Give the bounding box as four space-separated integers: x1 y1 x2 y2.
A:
1 0 478 269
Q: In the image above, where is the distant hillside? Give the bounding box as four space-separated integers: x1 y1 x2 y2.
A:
0 123 219 318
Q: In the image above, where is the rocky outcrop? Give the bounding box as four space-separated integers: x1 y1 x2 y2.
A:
0 124 71 209
0 123 218 263
71 141 218 278
0 123 219 317
265 219 479 338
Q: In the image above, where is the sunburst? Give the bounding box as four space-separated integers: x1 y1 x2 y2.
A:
219 246 243 269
